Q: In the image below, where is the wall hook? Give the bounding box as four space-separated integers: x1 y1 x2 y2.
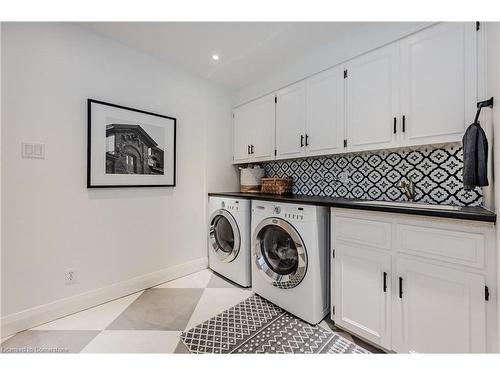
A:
474 97 494 123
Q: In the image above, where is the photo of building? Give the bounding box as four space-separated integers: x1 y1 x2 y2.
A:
105 123 165 175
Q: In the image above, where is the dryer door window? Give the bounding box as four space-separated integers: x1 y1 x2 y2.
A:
254 218 307 289
209 209 240 263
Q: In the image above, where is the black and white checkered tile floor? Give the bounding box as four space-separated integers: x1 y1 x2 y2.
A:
0 269 382 353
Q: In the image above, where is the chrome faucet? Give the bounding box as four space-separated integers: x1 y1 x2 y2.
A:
398 177 415 201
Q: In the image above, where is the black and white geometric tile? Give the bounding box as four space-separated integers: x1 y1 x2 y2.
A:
262 144 482 206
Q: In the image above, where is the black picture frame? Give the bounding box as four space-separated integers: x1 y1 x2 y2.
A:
87 99 177 188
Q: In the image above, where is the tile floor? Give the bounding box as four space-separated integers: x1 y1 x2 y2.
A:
0 269 382 354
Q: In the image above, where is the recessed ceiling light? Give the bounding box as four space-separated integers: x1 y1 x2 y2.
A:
212 54 220 61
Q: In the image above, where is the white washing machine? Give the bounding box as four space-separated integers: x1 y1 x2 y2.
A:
251 200 330 324
208 196 251 287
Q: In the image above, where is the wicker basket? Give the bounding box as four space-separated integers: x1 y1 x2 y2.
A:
240 185 262 193
261 177 293 195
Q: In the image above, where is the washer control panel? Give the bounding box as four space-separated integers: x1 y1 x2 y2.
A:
284 211 305 221
277 205 306 222
252 201 310 222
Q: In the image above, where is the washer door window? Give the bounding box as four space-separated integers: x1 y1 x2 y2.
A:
209 209 240 263
254 218 307 289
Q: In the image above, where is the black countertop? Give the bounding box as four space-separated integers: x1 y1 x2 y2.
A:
208 192 497 223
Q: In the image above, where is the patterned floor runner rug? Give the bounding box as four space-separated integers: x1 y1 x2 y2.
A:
180 294 370 354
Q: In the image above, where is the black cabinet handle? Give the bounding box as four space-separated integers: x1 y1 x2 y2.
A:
251 145 254 154
393 117 397 134
399 277 403 298
305 134 309 146
247 145 250 155
383 272 388 293
402 115 406 133
300 135 304 147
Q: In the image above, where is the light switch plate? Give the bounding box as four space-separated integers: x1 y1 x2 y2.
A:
64 268 77 285
22 142 45 159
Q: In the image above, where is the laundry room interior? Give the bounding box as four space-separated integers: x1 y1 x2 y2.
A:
3 2 500 370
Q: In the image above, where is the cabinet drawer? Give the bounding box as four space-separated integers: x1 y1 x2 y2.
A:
396 224 485 268
333 215 392 249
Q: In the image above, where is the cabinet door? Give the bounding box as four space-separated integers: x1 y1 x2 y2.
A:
305 66 345 157
232 105 253 164
332 242 392 349
250 94 276 162
400 22 477 146
393 258 486 353
276 82 306 159
346 43 400 152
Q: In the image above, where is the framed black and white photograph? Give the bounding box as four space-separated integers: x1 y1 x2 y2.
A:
87 99 176 187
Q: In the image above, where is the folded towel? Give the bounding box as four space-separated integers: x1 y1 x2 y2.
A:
462 122 488 190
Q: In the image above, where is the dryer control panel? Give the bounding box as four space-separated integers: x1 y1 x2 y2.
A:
220 200 240 211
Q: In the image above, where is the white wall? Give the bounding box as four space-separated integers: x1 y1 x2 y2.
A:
486 21 500 351
204 85 239 192
479 24 494 211
0 22 3 337
0 22 236 334
236 22 434 105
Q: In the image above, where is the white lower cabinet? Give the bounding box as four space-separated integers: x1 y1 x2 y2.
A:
332 242 392 349
392 258 486 353
331 209 496 353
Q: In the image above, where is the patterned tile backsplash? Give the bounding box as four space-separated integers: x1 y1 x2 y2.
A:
261 144 482 206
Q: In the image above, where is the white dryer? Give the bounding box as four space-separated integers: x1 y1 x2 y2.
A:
251 200 329 324
208 196 251 287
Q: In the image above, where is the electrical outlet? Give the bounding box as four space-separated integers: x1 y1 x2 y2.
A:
338 172 349 183
22 142 45 159
64 269 77 285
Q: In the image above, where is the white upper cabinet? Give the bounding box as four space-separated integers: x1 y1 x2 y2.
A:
249 94 276 162
346 43 400 152
232 104 253 164
399 22 477 146
305 66 345 156
392 258 486 353
233 22 479 164
275 82 307 160
232 94 275 164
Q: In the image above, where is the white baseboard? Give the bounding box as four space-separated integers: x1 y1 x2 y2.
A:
0 257 208 338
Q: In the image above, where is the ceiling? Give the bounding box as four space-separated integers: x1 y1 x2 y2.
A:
80 22 361 89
